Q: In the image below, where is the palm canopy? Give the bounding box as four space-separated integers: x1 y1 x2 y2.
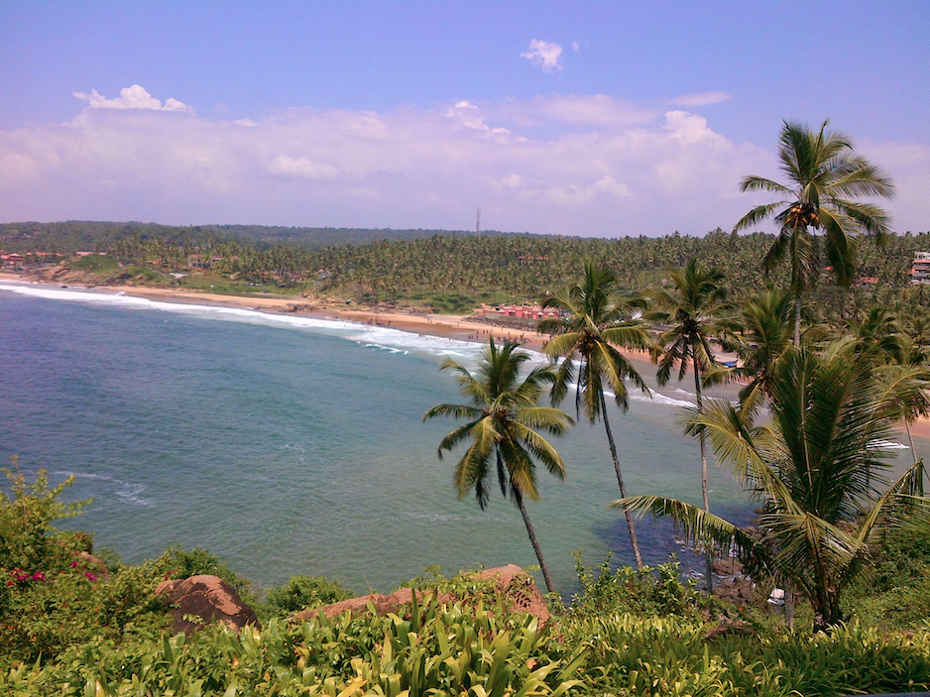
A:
847 307 906 366
424 338 574 509
711 288 794 415
733 119 894 291
615 347 929 632
539 262 651 420
648 259 727 386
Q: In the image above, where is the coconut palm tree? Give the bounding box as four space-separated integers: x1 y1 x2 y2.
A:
424 338 574 592
711 288 795 417
733 119 895 347
538 263 652 568
847 307 906 366
648 259 728 590
616 347 929 633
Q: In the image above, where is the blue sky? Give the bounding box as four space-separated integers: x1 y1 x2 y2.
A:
1 1 927 235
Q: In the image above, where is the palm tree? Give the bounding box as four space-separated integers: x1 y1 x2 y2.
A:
733 119 895 347
712 288 794 417
424 338 574 592
616 347 929 633
847 307 906 365
648 259 728 590
875 335 930 465
538 264 651 569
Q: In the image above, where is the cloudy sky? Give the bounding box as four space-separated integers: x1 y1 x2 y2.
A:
1 1 927 236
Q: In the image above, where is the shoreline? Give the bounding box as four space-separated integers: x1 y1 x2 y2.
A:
1 271 925 440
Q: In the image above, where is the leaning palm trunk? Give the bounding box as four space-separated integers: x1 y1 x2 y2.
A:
600 391 644 569
692 352 713 592
512 484 555 593
905 419 918 464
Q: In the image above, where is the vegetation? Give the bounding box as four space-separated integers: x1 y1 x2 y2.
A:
538 264 652 568
647 260 729 590
4 471 930 695
4 117 930 693
733 119 895 345
424 339 574 592
619 346 929 632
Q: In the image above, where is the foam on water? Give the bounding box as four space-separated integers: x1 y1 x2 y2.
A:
0 282 481 362
53 470 151 506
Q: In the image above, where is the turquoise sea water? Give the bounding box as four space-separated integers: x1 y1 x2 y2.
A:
1 281 925 595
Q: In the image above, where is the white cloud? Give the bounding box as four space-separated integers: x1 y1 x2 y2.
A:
521 39 563 72
0 93 925 236
267 155 341 180
73 84 191 112
669 91 732 107
499 94 654 127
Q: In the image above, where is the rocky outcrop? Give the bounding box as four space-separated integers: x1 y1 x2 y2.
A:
475 564 549 622
156 575 259 635
292 564 549 624
292 586 455 622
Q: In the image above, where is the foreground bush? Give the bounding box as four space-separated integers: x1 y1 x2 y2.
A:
4 468 930 696
2 600 585 697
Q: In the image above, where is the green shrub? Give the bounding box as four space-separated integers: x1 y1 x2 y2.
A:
262 574 353 617
2 602 586 696
70 254 118 272
0 465 90 572
562 553 729 621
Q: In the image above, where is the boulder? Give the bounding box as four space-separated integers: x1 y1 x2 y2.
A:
292 564 548 624
156 575 259 635
475 564 550 622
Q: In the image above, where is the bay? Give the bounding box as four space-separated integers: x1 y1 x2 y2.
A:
0 282 922 594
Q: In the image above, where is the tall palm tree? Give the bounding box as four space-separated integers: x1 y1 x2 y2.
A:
616 347 929 633
648 259 728 590
424 338 574 592
538 264 651 569
733 119 895 347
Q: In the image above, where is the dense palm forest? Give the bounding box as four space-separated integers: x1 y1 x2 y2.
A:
6 220 930 317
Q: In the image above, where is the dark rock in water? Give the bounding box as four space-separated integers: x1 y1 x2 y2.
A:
156 575 259 634
291 564 549 624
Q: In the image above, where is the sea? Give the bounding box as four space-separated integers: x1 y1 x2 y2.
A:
0 281 923 596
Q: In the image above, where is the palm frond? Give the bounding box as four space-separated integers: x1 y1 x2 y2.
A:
423 403 484 422
614 495 770 565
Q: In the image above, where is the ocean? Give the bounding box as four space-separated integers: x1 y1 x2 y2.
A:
0 281 922 595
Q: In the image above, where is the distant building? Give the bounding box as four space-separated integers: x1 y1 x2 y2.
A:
475 304 562 321
1 253 25 267
911 252 930 284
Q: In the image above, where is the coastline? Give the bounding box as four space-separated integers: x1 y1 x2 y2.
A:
1 271 924 439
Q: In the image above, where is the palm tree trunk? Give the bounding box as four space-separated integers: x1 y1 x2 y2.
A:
600 391 644 569
693 353 713 592
793 296 802 348
905 418 918 464
512 484 556 593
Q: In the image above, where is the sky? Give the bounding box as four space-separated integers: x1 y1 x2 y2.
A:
1 1 927 236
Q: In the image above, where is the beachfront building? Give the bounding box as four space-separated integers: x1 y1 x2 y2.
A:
911 252 930 284
475 304 562 320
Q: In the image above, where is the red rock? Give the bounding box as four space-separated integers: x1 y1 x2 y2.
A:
292 564 548 624
156 575 259 634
